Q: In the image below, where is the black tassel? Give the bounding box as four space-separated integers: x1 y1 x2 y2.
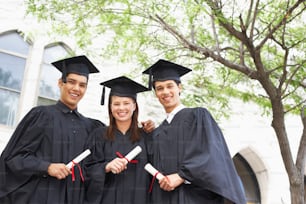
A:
101 86 106 105
62 60 67 83
148 68 153 90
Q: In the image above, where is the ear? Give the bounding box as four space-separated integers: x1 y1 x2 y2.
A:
58 78 63 88
178 83 183 92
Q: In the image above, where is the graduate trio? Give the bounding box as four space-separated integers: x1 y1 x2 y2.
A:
0 55 246 204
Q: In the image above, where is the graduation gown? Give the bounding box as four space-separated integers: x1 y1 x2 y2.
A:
84 126 150 204
0 101 104 204
147 107 246 204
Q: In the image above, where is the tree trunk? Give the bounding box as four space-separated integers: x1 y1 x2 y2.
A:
290 179 304 204
271 99 305 204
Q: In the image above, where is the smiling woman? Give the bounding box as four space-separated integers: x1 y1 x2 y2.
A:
83 76 155 204
110 95 136 127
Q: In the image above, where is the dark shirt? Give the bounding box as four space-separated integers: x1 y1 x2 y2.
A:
0 101 104 204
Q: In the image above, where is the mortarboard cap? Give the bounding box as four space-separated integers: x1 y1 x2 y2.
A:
100 76 149 105
51 55 99 82
142 59 191 89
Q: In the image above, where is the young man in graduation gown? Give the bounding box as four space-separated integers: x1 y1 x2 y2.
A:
0 55 105 204
142 59 246 204
84 76 154 204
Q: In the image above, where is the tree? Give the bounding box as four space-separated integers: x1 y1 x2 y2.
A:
25 0 306 203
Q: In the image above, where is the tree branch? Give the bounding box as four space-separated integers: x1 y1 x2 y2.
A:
256 0 305 50
154 14 258 79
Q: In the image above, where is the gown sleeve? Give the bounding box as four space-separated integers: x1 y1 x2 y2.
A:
0 106 52 197
178 108 246 204
84 127 106 204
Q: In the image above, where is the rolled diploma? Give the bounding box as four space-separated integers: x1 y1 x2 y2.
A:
144 163 165 180
125 145 142 162
112 146 142 173
66 149 91 169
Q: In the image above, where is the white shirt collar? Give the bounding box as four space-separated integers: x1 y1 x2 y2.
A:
166 104 185 123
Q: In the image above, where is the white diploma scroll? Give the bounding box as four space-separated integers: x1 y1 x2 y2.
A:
124 145 142 162
144 163 165 180
112 146 142 174
66 149 91 169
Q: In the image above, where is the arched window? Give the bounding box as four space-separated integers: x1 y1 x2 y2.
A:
0 31 29 126
37 43 71 106
233 153 261 204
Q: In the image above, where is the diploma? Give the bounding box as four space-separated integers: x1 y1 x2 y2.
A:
125 145 142 162
66 149 91 169
112 146 142 174
144 163 165 180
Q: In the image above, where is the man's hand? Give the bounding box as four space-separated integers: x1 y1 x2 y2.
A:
47 163 71 180
141 119 155 133
159 173 184 191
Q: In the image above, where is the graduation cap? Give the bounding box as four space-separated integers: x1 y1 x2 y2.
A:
51 55 99 82
142 59 192 89
100 76 149 105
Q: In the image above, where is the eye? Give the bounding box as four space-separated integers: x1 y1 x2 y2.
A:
167 84 174 89
66 79 76 85
155 86 163 91
79 83 87 88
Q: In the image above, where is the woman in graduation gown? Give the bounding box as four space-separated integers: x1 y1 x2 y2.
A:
0 55 104 204
143 59 246 204
84 76 154 204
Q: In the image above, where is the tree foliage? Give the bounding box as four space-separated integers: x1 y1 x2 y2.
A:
25 0 305 203
26 0 305 115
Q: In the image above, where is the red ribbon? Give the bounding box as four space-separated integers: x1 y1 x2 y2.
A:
148 171 160 193
116 151 138 164
71 161 84 182
148 173 169 193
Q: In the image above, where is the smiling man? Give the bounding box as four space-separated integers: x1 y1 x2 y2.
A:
143 59 246 204
0 55 105 204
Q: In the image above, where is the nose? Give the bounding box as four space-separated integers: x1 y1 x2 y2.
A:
161 87 170 95
72 83 82 91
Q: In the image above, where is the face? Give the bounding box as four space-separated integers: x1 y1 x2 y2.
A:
110 95 136 123
154 80 182 113
58 73 88 110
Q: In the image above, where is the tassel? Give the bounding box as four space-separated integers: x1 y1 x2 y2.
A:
148 68 153 90
62 60 67 83
101 86 106 105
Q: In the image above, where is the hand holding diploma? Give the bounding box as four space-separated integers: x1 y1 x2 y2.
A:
144 163 165 180
66 149 91 169
105 146 142 174
145 163 184 192
145 163 166 192
63 149 91 182
121 145 142 164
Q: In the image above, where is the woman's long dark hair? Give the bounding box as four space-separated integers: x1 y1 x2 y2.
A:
105 95 141 143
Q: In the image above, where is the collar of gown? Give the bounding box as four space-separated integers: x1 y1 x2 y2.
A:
56 100 81 117
166 104 185 123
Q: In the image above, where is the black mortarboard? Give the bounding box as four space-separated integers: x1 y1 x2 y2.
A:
142 59 191 89
51 55 99 82
100 76 149 105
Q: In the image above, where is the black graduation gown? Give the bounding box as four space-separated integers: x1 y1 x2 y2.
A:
0 101 104 204
147 107 246 204
84 126 150 204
